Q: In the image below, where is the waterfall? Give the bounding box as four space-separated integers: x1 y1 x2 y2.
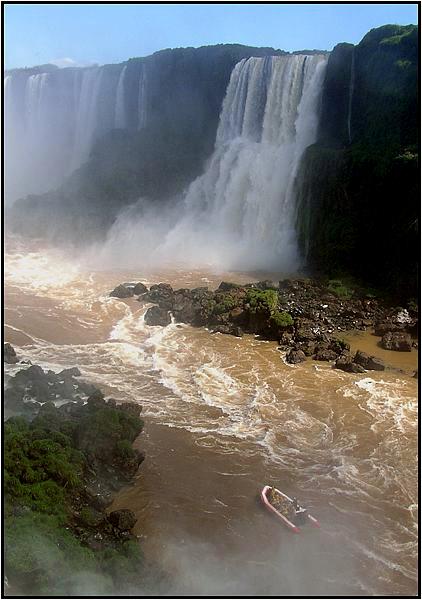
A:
114 65 127 129
4 61 149 201
137 64 147 129
160 54 328 271
71 67 104 168
347 49 355 144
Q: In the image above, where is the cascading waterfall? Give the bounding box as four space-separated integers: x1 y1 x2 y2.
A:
71 67 104 170
114 65 127 129
137 64 147 129
4 61 148 201
159 54 328 271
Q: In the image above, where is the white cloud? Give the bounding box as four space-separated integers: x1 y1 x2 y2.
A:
50 57 97 68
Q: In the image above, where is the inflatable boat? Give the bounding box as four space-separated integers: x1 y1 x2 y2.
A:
261 485 320 533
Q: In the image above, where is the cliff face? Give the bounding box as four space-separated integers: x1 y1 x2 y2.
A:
7 44 285 240
296 25 418 298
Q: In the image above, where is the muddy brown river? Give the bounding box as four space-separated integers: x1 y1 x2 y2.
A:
4 237 418 596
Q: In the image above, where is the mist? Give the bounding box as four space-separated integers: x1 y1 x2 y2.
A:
75 54 327 274
5 52 327 276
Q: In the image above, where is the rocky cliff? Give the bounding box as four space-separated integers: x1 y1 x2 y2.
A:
295 25 418 298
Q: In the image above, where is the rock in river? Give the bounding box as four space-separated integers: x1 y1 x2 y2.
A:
334 352 366 373
110 284 134 299
381 331 412 352
286 349 306 364
353 350 385 371
144 306 171 326
4 343 18 364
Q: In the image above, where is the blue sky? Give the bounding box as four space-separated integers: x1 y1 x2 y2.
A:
5 3 419 69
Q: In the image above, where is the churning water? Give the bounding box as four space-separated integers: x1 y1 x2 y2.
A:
4 237 418 596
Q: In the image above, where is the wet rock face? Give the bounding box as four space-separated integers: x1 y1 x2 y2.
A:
4 343 18 364
145 283 175 310
353 350 385 371
212 324 243 337
133 282 148 295
314 348 338 362
381 331 412 352
110 283 134 299
4 362 100 418
374 322 404 337
286 349 307 364
334 352 366 373
144 305 171 326
108 509 137 531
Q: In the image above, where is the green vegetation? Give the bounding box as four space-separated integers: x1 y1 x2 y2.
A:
327 279 355 299
270 310 294 328
245 289 278 314
213 293 239 315
4 401 144 596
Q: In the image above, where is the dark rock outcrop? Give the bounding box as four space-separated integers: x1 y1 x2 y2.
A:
4 361 100 418
286 349 307 364
133 282 148 295
108 509 137 532
374 322 404 336
4 342 18 364
381 331 412 352
334 352 366 373
353 350 385 371
296 24 418 300
212 324 243 337
144 305 171 326
110 284 134 299
144 283 174 310
314 348 338 362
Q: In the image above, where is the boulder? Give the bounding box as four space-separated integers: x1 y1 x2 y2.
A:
329 338 350 354
279 332 294 347
314 348 338 362
4 343 18 364
334 353 366 373
57 367 81 379
285 349 306 364
217 281 240 292
144 306 171 327
108 509 137 531
147 283 174 310
212 325 243 337
298 340 317 357
381 331 412 352
353 350 385 371
374 322 403 336
294 320 317 342
173 291 197 323
110 284 134 299
133 282 148 295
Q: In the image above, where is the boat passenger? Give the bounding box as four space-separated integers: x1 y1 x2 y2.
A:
268 487 278 505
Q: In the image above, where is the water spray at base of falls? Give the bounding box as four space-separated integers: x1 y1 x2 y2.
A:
99 54 328 272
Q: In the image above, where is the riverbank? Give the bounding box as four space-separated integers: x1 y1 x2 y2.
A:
110 277 418 375
4 348 155 596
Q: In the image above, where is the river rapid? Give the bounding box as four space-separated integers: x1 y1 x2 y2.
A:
4 237 418 596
